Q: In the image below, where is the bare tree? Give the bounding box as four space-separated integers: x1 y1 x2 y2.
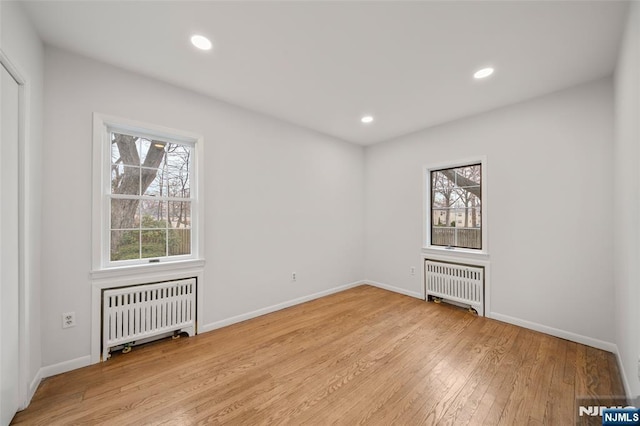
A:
165 145 190 229
432 172 455 227
110 134 166 252
441 169 481 198
454 166 481 227
431 165 481 248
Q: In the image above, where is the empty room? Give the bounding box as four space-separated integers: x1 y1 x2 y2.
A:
1 0 638 424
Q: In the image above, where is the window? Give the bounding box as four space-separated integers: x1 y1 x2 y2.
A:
93 114 202 269
429 162 482 250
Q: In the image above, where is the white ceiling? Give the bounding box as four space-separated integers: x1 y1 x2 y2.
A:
21 0 629 145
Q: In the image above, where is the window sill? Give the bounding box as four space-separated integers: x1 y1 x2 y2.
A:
422 247 490 263
91 259 205 282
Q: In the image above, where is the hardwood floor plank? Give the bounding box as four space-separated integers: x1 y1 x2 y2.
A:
475 327 535 425
12 285 625 425
438 321 521 425
542 338 575 426
524 334 562 423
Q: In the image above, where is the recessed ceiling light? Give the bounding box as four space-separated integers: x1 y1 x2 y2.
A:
474 67 494 79
361 115 374 124
191 34 212 51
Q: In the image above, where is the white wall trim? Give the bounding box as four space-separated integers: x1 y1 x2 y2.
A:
614 345 633 400
1 48 32 414
90 259 205 280
422 155 488 254
24 369 43 409
200 280 364 333
39 356 91 380
490 312 617 353
91 112 205 271
365 280 423 299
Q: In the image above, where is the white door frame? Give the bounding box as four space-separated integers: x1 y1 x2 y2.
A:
0 48 29 411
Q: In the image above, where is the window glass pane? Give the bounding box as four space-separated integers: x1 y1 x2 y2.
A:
138 138 151 165
140 200 167 229
430 163 481 249
142 167 164 197
432 209 447 227
457 165 481 184
111 165 140 195
111 133 140 166
111 230 140 261
472 207 481 227
168 201 191 229
111 140 121 165
432 226 455 246
111 199 140 229
165 144 191 198
168 229 191 256
141 229 167 258
432 191 449 207
141 140 167 169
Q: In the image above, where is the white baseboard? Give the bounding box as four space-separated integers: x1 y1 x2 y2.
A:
613 345 633 400
25 355 92 405
19 369 44 410
24 369 43 407
365 280 423 300
39 355 92 380
200 280 364 333
489 312 617 353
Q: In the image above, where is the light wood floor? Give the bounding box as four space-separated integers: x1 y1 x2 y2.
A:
13 285 624 425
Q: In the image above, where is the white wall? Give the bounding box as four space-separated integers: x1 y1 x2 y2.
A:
614 1 640 399
364 78 615 347
41 48 364 367
0 1 44 404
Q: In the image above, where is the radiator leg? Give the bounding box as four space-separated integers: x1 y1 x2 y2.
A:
183 325 195 337
427 294 442 303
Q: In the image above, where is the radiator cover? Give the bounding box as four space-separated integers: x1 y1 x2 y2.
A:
425 260 484 316
102 278 196 360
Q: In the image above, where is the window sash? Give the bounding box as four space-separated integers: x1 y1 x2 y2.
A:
93 113 202 270
429 163 483 250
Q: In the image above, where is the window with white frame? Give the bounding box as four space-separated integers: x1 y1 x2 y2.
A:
427 161 484 250
93 115 202 268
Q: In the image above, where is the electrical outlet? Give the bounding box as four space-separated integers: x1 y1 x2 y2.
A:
62 312 76 329
292 272 297 282
410 266 416 275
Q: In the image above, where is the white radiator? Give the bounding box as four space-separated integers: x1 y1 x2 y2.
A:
425 260 484 316
102 278 196 360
